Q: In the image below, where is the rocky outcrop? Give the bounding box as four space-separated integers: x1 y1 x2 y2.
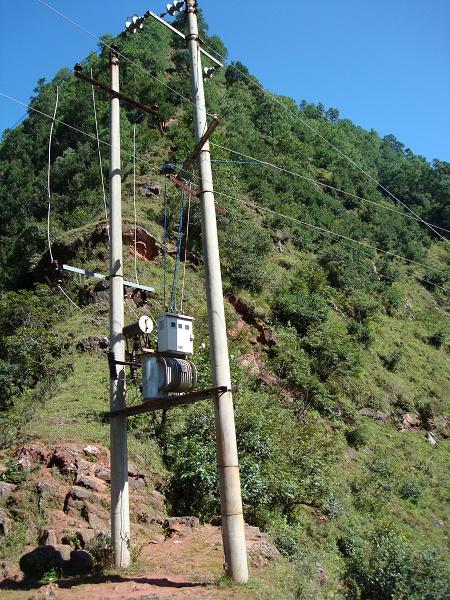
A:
76 336 109 353
0 442 165 569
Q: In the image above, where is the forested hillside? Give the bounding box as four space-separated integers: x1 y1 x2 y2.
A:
0 9 449 599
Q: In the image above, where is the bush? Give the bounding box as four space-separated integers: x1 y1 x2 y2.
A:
219 215 272 293
85 533 114 574
383 349 403 372
428 330 445 349
342 523 450 600
0 458 29 485
345 423 369 448
347 320 373 346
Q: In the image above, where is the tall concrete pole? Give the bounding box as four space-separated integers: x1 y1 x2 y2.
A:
109 48 131 569
185 0 248 584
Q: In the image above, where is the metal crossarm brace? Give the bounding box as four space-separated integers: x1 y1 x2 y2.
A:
74 68 159 116
176 115 220 179
145 11 223 68
62 264 155 293
168 175 199 197
107 385 229 417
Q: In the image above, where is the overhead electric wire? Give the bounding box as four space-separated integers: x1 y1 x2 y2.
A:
36 0 212 118
91 69 109 239
47 85 59 262
171 189 186 310
132 123 139 285
210 142 450 235
214 193 450 303
190 171 448 279
163 175 168 308
201 41 448 243
35 1 447 244
0 91 154 172
180 183 192 313
57 284 83 311
214 190 449 276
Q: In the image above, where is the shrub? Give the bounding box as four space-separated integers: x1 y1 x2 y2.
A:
428 330 445 349
341 523 450 600
85 533 114 573
345 423 369 448
347 320 373 346
383 349 403 372
0 458 29 485
273 288 328 336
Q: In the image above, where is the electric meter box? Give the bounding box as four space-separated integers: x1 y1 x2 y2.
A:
157 312 194 356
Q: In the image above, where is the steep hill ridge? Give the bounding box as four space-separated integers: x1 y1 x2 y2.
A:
0 8 449 599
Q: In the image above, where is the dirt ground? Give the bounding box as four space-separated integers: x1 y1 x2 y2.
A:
1 524 283 600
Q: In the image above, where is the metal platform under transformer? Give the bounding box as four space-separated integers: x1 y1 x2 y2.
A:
107 385 229 418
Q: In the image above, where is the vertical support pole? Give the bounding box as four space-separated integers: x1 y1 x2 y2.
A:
185 0 248 584
109 48 131 569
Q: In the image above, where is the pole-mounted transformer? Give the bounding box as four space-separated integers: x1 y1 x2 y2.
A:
121 312 197 399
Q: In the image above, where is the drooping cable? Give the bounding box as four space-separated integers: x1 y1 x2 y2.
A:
171 189 185 310
47 85 59 262
133 123 139 285
180 184 192 312
214 189 448 276
0 91 155 173
163 175 168 308
91 68 109 239
57 284 82 311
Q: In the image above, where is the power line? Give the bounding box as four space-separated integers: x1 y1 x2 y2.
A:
189 172 448 278
214 190 449 276
132 122 139 285
214 187 449 297
0 91 153 171
3 87 446 285
46 85 59 262
201 41 448 243
91 68 109 239
210 142 450 235
33 1 449 243
36 0 212 117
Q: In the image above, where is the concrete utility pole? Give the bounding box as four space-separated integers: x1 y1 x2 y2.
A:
108 48 131 569
185 0 249 584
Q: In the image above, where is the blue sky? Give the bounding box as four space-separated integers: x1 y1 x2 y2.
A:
1 0 449 161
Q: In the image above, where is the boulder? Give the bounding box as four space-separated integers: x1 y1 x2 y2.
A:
66 549 94 575
128 462 145 479
95 467 111 482
36 480 58 511
139 182 161 197
49 446 80 475
402 413 421 430
83 445 101 457
246 525 281 568
76 528 97 547
0 481 16 501
19 545 71 579
68 485 92 502
359 408 389 422
39 529 58 546
163 516 199 536
19 544 94 578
